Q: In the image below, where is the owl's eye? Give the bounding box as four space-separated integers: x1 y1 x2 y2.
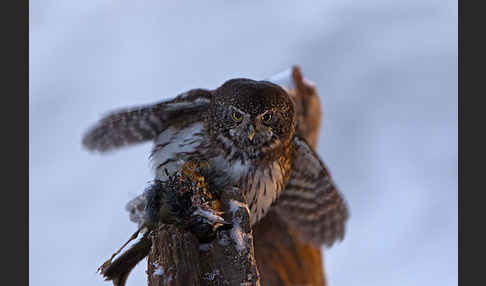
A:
232 110 243 121
261 113 273 123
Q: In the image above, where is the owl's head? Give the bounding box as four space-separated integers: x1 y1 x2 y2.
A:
209 79 296 160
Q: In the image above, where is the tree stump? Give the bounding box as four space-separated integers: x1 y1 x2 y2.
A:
147 187 260 286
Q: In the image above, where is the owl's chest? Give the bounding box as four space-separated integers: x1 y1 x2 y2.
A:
240 162 287 225
210 154 287 224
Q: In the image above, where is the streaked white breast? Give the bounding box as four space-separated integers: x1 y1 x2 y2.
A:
151 122 205 179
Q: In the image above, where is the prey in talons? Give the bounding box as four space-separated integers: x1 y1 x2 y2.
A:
144 160 233 242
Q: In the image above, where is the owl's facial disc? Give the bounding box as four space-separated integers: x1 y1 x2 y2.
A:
227 106 280 156
211 78 297 159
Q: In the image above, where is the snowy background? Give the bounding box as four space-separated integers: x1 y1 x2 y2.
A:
29 1 457 285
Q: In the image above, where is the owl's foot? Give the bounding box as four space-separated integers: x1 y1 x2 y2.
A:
188 209 232 243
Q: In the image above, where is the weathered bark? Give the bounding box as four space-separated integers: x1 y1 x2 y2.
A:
147 187 260 286
197 188 260 286
147 66 325 286
147 225 202 286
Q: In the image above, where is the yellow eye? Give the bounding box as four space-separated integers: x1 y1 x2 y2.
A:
232 110 243 121
262 113 272 122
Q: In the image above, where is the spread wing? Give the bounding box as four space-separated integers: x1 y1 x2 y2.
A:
275 137 349 247
82 89 211 152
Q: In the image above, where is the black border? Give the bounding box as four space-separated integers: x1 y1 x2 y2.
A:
3 0 29 284
459 0 479 284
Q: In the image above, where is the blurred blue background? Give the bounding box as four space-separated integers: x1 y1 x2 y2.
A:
29 0 457 285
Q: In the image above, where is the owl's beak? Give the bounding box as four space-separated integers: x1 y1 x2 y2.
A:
248 125 256 141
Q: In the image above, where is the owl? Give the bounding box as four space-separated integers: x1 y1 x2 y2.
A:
83 76 348 246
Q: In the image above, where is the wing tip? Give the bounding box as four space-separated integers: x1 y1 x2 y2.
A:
297 199 350 248
304 227 347 248
81 127 108 153
81 124 123 154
